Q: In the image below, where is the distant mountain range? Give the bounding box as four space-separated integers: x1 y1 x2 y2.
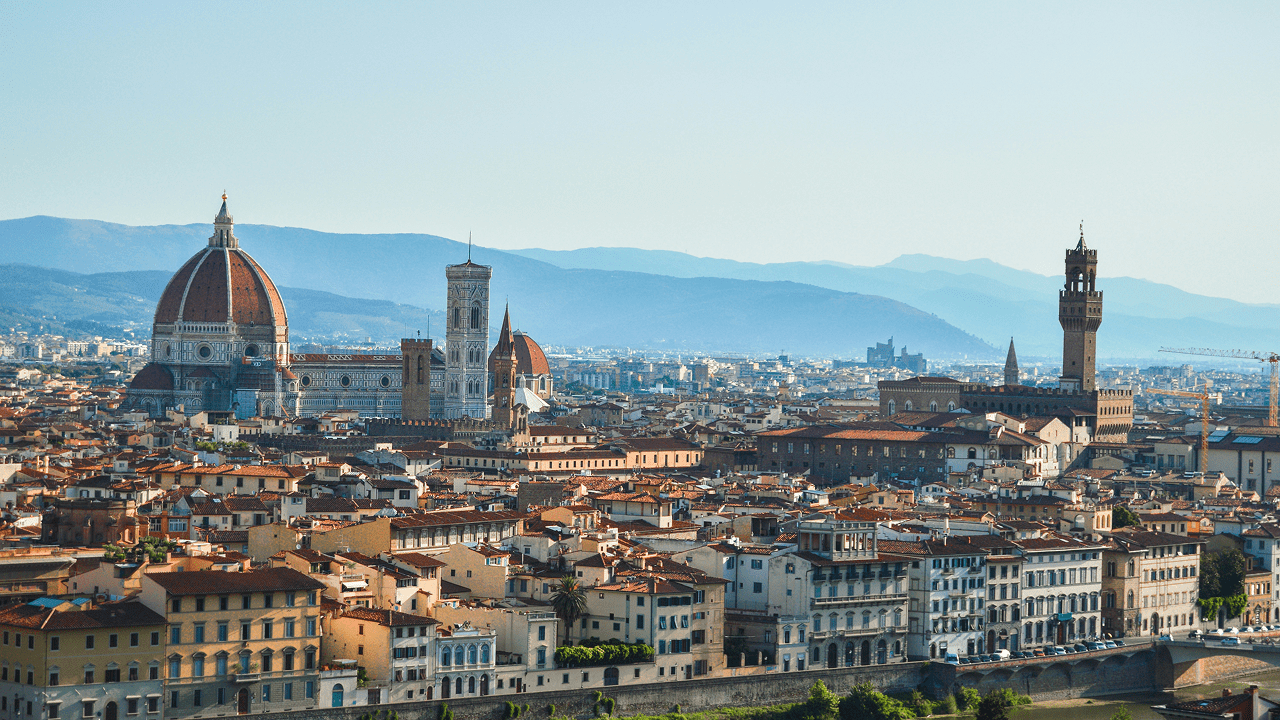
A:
6 215 1269 361
0 217 991 358
509 247 1280 361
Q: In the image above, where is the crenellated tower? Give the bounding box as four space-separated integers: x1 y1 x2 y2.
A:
1059 224 1102 392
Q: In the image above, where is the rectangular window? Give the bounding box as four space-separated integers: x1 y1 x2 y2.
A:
85 636 95 650
262 621 273 639
193 625 205 643
217 624 228 642
285 619 295 638
104 668 120 683
126 699 138 716
48 672 58 686
242 595 252 610
170 692 178 711
147 698 158 714
170 626 180 644
83 701 94 719
284 683 293 701
129 633 138 647
48 704 59 720
150 632 160 646
241 623 251 641
84 670 94 684
50 637 59 651
305 682 314 700
193 691 202 708
195 597 205 612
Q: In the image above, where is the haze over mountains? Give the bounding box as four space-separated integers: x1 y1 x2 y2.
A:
1 215 1273 362
511 247 1280 361
0 217 989 358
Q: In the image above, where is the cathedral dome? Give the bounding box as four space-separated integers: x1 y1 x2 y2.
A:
152 197 287 329
488 330 551 376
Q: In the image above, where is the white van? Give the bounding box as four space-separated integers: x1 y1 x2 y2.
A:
992 649 1011 661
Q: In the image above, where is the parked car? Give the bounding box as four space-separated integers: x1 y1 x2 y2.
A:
944 653 959 664
1104 641 1118 649
1227 627 1240 635
1047 646 1066 656
1209 628 1225 636
1158 634 1173 642
1222 637 1242 646
993 649 1011 661
1073 643 1088 653
1086 641 1105 651
1189 630 1202 639
959 657 972 664
1033 648 1046 657
1113 639 1127 646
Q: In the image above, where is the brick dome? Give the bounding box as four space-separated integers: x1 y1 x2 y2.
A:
488 330 551 376
152 198 287 328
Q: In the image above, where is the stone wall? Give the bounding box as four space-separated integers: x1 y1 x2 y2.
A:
254 663 927 720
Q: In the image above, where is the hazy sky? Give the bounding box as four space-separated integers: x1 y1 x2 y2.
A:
3 3 1278 302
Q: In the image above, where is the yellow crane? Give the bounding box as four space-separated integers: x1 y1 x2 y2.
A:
1145 386 1211 475
1160 346 1280 427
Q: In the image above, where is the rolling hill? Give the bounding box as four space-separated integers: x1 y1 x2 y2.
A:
0 217 993 358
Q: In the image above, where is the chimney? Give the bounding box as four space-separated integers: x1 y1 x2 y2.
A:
1222 689 1232 698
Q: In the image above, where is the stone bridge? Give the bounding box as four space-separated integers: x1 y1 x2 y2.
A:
1159 639 1280 688
927 642 1159 701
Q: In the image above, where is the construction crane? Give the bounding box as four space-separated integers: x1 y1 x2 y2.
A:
1145 387 1211 475
1160 347 1280 427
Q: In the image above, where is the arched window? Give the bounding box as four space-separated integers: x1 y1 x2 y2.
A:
904 400 913 411
452 307 461 328
887 400 895 414
480 645 490 664
468 676 476 694
467 645 477 664
471 303 481 329
930 401 938 411
968 447 977 459
947 447 955 458
1127 591 1134 609
440 647 451 666
455 646 465 666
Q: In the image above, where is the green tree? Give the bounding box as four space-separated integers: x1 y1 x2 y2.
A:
1216 549 1247 598
798 681 840 720
838 683 914 720
1110 706 1133 720
1199 552 1221 599
956 688 982 712
549 575 589 645
975 692 1010 720
1112 506 1141 529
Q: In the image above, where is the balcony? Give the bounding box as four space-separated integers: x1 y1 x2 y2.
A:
233 673 260 683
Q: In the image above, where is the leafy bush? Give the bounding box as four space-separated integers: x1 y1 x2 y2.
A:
937 696 957 715
839 682 915 720
955 688 981 712
439 704 453 720
547 705 555 717
558 642 655 668
908 691 934 717
507 702 519 719
793 682 839 720
603 698 616 715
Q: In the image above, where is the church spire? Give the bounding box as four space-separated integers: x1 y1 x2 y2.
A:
495 303 515 356
1004 337 1020 387
1076 220 1086 251
209 192 238 249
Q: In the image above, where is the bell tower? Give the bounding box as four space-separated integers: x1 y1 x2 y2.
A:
444 248 492 419
1059 224 1102 392
400 336 433 421
491 305 518 429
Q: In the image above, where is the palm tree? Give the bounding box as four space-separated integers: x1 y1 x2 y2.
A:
549 575 588 645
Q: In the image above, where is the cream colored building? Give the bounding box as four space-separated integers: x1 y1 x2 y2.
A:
139 568 326 718
0 598 167 720
322 608 438 704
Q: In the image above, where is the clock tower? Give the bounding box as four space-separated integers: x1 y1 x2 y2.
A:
444 257 493 419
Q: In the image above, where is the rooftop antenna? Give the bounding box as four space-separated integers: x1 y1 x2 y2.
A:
468 232 472 262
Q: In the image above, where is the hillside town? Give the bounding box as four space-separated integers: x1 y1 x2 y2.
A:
0 206 1276 719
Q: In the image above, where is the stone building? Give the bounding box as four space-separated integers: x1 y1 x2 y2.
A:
0 599 168 720
1101 530 1202 638
880 230 1134 443
125 197 427 419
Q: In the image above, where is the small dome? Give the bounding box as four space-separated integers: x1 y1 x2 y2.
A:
488 331 550 376
130 363 173 391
